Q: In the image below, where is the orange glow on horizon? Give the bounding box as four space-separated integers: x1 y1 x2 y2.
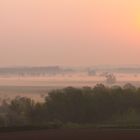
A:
135 16 140 31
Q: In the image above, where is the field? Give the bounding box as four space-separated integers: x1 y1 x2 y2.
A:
0 74 140 140
0 73 140 102
0 86 54 102
1 129 140 140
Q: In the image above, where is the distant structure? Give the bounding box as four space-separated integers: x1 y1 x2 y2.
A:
105 73 117 84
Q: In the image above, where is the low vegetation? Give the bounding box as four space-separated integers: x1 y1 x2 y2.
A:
1 83 140 129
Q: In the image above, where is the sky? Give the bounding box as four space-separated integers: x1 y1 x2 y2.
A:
0 0 140 67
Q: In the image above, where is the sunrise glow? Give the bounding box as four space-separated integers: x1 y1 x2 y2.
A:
0 0 140 66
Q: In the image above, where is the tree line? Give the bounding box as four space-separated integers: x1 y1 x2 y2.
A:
0 83 140 128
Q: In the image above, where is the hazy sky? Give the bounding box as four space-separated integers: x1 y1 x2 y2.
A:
0 0 140 66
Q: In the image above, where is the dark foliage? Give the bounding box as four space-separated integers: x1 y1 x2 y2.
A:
1 83 140 128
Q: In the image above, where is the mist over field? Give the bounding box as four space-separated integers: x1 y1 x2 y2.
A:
0 0 140 102
0 0 140 135
0 66 139 102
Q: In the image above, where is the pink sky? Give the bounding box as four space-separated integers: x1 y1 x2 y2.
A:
0 0 140 66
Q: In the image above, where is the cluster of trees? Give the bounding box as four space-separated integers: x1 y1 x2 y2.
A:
0 83 140 128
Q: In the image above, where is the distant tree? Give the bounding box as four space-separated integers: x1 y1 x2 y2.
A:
105 74 117 84
123 83 136 91
7 97 35 126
